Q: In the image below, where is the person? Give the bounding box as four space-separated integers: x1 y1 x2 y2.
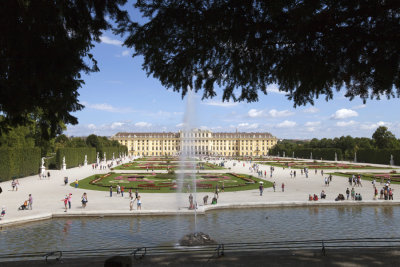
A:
28 194 33 210
74 179 79 188
221 182 225 192
259 183 264 196
281 183 285 192
137 195 142 210
189 193 194 209
135 189 139 200
374 187 378 200
62 195 68 212
68 193 72 209
346 188 350 200
0 207 5 218
129 188 132 198
351 188 355 200
389 188 393 200
121 185 124 197
47 171 51 178
64 177 68 186
15 180 19 191
109 186 113 197
358 193 363 201
19 200 28 210
380 188 384 199
313 194 318 201
211 195 218 204
203 195 209 205
11 180 16 191
308 194 313 201
0 186 2 194
321 190 326 199
129 196 134 211
273 182 276 192
81 193 88 208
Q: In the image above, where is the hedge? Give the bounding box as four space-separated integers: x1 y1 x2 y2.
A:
0 148 41 181
97 146 128 160
357 149 400 166
56 147 96 169
274 148 343 161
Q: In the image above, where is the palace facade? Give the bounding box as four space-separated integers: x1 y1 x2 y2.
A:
111 129 278 157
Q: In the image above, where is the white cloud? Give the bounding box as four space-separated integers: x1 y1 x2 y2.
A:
360 121 388 130
307 127 316 132
202 100 238 107
88 124 96 130
336 120 357 127
303 107 319 113
83 102 134 113
121 50 130 57
99 36 123 46
238 123 259 129
331 108 358 120
248 109 264 118
176 123 184 128
267 85 286 94
135 122 152 128
111 122 125 129
276 120 297 128
305 121 321 127
352 104 367 110
268 109 294 118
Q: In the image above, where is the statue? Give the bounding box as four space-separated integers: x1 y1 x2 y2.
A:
40 157 46 175
354 152 357 163
84 154 88 166
96 152 100 164
310 152 313 160
41 157 45 168
390 154 394 166
62 156 67 170
283 151 285 157
63 156 66 165
104 152 106 162
292 151 294 158
112 152 115 160
334 152 337 161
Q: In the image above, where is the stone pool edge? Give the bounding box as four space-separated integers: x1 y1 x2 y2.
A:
1 200 399 227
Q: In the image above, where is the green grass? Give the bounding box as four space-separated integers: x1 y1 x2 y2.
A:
113 161 224 170
255 161 393 170
329 172 400 184
73 172 272 193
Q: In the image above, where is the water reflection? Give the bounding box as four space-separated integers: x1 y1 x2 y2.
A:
1 206 400 255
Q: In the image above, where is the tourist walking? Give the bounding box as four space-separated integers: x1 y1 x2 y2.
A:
129 197 134 211
121 185 124 197
203 195 208 205
137 195 142 210
259 183 264 196
281 183 285 192
62 195 68 212
135 189 139 200
68 193 72 209
109 186 113 197
64 177 68 186
81 193 88 208
351 188 355 200
74 179 79 188
28 194 33 210
273 182 276 192
129 188 132 198
346 188 350 200
11 180 16 191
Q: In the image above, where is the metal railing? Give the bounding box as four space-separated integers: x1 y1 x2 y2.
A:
0 237 399 263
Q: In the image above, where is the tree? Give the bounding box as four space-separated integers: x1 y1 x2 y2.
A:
86 134 100 148
0 0 129 139
372 126 399 149
124 1 400 105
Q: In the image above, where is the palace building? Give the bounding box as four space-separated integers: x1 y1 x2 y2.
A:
111 129 278 157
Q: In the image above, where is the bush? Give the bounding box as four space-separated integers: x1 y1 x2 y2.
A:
56 147 96 169
0 148 41 181
357 149 400 166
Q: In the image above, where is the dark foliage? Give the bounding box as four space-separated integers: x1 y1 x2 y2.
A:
124 0 400 105
0 0 129 139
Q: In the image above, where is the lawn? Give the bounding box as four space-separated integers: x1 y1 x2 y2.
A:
329 171 400 184
255 161 392 170
73 172 272 193
113 161 224 170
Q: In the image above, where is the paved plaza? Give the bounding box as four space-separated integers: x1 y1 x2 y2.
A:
0 158 399 226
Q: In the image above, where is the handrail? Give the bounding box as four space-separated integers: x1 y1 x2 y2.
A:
0 237 399 261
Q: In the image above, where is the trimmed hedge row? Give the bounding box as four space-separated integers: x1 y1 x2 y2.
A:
0 148 41 181
98 146 128 160
357 149 400 166
274 148 343 161
55 147 96 169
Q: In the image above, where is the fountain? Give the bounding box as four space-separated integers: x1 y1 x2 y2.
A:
177 89 216 246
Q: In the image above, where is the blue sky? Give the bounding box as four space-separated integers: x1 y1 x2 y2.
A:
65 7 400 139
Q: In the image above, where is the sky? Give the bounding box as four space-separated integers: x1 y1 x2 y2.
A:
65 6 400 140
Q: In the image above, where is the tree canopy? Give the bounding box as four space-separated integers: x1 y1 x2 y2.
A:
124 0 400 104
0 0 128 138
